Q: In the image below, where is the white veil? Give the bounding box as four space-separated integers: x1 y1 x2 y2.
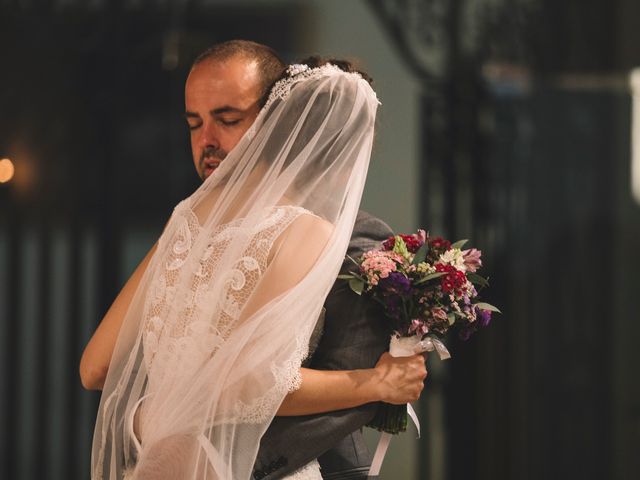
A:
91 63 379 479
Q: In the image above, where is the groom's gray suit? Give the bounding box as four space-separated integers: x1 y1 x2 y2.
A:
252 211 393 480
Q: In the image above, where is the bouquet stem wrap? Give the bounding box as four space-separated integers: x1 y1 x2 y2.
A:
367 333 450 434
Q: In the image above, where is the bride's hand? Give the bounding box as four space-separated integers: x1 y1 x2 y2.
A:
373 352 427 404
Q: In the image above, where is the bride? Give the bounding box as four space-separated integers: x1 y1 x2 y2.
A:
82 59 402 479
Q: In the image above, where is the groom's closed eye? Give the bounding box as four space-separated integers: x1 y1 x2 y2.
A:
216 115 242 127
212 106 246 127
184 112 202 130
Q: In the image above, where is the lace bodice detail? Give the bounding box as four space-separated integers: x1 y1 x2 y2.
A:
141 203 310 387
282 459 322 480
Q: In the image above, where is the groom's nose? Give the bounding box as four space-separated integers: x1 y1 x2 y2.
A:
196 121 221 151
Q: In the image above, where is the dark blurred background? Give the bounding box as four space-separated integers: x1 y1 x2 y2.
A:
1 1 639 479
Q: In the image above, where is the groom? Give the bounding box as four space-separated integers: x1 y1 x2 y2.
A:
184 40 426 479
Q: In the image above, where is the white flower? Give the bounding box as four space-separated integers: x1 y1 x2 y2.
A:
438 249 467 271
416 262 435 274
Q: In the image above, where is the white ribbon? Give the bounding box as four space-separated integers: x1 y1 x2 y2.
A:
389 333 451 360
367 334 450 477
368 404 420 477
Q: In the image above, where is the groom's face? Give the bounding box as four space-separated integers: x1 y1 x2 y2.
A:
185 56 263 180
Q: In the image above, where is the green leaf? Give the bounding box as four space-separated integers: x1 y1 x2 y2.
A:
424 271 446 281
467 272 489 287
346 254 360 266
415 272 446 285
451 239 469 250
447 313 456 326
339 271 367 282
349 278 365 296
473 302 501 313
411 243 429 265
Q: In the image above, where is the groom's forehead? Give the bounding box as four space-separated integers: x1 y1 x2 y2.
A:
185 58 263 114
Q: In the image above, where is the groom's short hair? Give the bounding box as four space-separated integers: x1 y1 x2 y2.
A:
193 40 286 106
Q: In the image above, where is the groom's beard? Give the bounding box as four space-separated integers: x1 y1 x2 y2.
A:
200 146 228 180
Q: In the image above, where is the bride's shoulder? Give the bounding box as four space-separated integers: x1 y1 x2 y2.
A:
267 206 334 265
274 203 332 235
286 207 333 239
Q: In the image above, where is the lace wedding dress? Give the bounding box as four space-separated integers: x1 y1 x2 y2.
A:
125 202 322 479
282 460 322 480
140 203 309 398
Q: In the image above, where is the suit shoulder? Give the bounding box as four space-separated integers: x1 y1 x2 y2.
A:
353 210 393 242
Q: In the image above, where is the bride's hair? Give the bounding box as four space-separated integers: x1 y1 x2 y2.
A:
259 59 375 187
262 56 373 100
296 56 373 85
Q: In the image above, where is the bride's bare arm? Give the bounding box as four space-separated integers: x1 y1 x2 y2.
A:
245 213 428 415
276 353 427 416
79 242 158 390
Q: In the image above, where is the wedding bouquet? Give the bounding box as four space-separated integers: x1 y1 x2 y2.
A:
340 230 500 433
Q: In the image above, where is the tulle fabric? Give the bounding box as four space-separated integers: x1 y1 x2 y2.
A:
91 64 379 479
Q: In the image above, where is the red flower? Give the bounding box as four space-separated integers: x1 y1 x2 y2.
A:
382 236 396 251
429 237 451 251
382 234 425 253
435 263 467 293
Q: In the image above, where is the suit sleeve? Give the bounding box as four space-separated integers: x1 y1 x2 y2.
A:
253 213 394 479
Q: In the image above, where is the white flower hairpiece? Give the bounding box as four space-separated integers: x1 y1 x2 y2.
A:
286 64 310 76
262 62 373 112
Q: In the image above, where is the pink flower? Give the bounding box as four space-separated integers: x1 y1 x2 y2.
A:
462 248 482 273
360 251 404 285
464 304 477 322
408 319 429 336
432 307 448 322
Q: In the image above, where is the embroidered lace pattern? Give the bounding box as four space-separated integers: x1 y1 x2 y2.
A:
141 204 310 393
282 459 323 480
230 333 307 424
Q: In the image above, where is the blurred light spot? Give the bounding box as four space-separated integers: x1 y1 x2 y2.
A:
631 68 640 205
0 158 15 183
162 30 180 71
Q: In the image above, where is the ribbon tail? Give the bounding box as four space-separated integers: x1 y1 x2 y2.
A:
431 337 452 360
418 336 451 360
368 404 422 477
368 432 392 477
407 403 421 438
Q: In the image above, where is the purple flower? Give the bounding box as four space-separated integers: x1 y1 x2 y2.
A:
379 271 411 295
476 307 492 327
382 295 402 320
459 327 473 341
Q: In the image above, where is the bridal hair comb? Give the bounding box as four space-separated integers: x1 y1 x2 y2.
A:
261 62 377 113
